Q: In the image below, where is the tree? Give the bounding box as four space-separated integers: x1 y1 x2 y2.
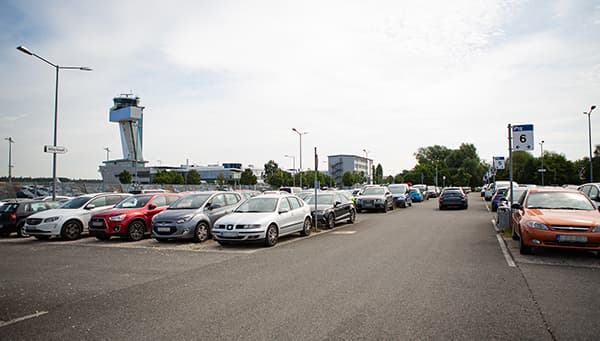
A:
216 173 226 189
153 170 184 184
375 164 384 184
118 170 132 184
354 171 367 184
240 168 258 186
264 160 279 179
186 170 201 185
342 171 354 187
394 173 404 184
385 175 394 184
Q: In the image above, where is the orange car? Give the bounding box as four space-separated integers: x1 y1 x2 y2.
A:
512 187 600 255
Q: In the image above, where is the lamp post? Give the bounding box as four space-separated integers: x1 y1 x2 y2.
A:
539 140 545 186
17 45 92 200
442 175 446 188
284 154 296 187
363 149 370 184
584 105 597 182
103 147 111 162
292 128 307 188
5 137 14 183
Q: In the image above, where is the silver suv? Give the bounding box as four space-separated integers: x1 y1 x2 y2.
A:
151 191 242 242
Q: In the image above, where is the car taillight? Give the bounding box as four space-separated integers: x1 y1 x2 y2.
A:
9 212 17 221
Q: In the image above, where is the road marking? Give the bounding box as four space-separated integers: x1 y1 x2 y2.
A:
495 233 516 267
331 231 357 235
0 311 48 328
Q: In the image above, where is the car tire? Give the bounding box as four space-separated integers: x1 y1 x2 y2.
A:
264 224 278 247
127 221 146 242
17 221 28 238
300 218 312 236
511 226 519 240
389 201 394 210
439 205 444 210
192 222 209 243
464 205 468 210
155 238 169 243
347 209 356 224
519 227 532 255
382 205 388 213
0 231 10 238
327 214 335 229
61 220 82 241
34 235 50 240
95 234 110 241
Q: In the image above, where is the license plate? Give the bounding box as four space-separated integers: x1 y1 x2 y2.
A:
91 221 104 227
221 231 238 237
156 227 171 232
557 235 588 243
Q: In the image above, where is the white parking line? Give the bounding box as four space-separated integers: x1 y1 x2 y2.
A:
0 311 48 328
331 231 357 235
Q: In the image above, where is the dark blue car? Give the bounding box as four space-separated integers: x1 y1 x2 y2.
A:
491 187 508 212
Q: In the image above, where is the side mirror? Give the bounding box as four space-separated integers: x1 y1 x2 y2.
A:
279 208 289 214
511 203 522 210
334 201 341 207
85 204 96 210
211 203 222 210
148 204 157 210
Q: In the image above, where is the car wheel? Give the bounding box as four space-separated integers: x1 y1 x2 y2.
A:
300 218 312 236
511 225 520 240
17 221 28 237
34 235 50 240
382 204 388 213
155 238 169 243
95 234 110 241
389 201 394 210
519 226 532 255
347 209 356 224
0 231 10 238
327 214 335 229
464 205 468 210
127 221 146 242
61 220 82 241
439 205 444 210
192 222 209 243
264 224 278 247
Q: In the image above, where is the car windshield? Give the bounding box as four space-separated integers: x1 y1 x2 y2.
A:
443 190 462 195
389 186 407 194
526 192 595 210
60 196 91 209
235 197 278 213
410 189 420 193
116 195 152 209
363 187 385 195
305 194 335 205
169 194 211 209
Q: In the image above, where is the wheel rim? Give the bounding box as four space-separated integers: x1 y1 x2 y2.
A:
196 224 208 241
267 226 277 244
350 210 355 222
328 215 334 228
304 219 311 233
19 223 28 237
130 222 144 241
65 222 79 239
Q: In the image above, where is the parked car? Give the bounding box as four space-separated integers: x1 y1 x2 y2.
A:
409 188 424 202
485 181 516 201
304 191 356 228
512 187 600 255
33 195 72 203
24 193 132 240
0 199 61 237
412 184 428 199
438 187 468 210
491 187 509 212
212 193 312 246
279 187 303 194
578 183 600 208
388 184 412 208
355 186 394 213
151 191 242 243
481 184 488 197
426 185 440 198
89 193 181 241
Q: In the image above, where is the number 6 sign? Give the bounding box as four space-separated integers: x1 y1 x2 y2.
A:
513 124 534 151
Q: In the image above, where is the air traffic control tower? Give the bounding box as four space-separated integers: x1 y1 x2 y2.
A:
99 94 150 185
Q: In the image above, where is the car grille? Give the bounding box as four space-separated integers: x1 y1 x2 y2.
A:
552 226 590 231
89 218 107 229
26 218 42 226
153 221 176 235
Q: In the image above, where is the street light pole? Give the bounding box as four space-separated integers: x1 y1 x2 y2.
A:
584 105 597 183
104 147 111 162
539 140 545 186
284 154 296 187
292 128 307 188
363 149 370 184
17 45 92 200
5 137 14 183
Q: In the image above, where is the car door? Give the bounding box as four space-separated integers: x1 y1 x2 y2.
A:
277 197 296 234
287 196 306 229
588 186 600 208
333 193 349 220
205 194 229 227
146 195 168 223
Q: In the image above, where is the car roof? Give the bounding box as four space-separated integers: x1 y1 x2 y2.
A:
526 187 580 193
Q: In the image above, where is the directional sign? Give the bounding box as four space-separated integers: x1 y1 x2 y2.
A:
512 124 534 151
44 145 68 154
537 168 547 173
493 156 505 170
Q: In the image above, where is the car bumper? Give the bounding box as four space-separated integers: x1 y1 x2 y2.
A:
25 222 60 236
439 199 467 207
151 222 196 240
89 218 129 236
212 228 267 242
522 228 600 251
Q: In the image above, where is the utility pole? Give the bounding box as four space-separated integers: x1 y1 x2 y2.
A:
104 147 110 162
584 105 596 182
5 137 14 183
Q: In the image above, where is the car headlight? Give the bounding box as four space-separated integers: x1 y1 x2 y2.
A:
109 214 126 221
238 224 262 229
375 199 383 203
592 225 600 232
43 216 60 223
526 220 549 230
176 214 194 224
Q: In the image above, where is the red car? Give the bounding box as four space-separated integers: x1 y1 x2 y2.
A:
512 187 600 255
89 193 181 241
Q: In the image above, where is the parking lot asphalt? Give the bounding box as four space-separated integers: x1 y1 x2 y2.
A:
1 194 599 340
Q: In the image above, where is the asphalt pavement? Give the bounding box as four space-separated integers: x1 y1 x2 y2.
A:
1 194 598 340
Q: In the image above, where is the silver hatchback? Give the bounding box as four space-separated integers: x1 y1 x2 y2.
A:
151 192 242 242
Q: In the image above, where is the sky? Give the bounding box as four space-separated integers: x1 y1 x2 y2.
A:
1 0 599 179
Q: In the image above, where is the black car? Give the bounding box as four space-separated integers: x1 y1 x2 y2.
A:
355 186 394 213
0 199 61 237
304 191 356 228
438 188 468 210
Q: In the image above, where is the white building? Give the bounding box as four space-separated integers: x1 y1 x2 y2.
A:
328 154 372 187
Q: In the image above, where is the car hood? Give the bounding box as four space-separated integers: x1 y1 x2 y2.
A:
93 208 139 218
526 209 600 226
27 208 85 219
358 195 386 200
154 208 201 220
308 204 334 212
215 212 276 226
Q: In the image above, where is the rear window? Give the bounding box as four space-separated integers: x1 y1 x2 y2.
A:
0 203 19 213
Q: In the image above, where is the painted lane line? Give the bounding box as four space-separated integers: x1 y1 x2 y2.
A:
331 231 357 235
0 311 48 328
496 233 516 267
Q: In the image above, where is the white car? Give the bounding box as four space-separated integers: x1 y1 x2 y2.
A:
212 193 312 247
25 193 131 240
